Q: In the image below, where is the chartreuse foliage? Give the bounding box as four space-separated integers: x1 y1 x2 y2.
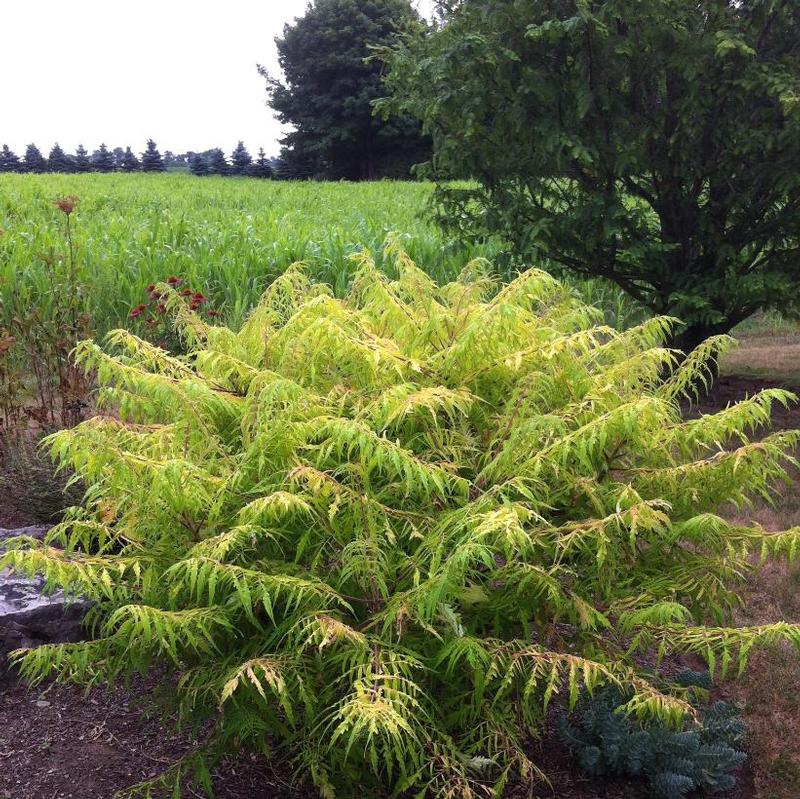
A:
4 239 800 797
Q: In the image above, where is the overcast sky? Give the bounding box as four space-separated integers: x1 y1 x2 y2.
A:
1 0 434 157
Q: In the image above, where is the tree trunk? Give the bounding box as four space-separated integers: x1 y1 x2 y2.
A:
669 324 719 357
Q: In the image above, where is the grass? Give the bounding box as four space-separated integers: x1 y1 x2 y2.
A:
716 392 800 799
0 173 501 336
0 173 651 339
724 314 800 385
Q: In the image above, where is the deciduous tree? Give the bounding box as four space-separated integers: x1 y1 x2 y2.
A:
384 0 800 351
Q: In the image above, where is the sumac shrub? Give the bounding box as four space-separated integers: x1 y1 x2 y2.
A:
4 240 800 797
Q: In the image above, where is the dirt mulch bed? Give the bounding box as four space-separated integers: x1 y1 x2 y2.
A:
1 376 793 798
0 669 725 799
0 675 299 799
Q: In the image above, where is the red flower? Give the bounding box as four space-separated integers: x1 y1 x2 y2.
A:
207 309 220 318
146 284 156 293
129 307 143 319
157 303 167 314
167 276 182 286
180 288 193 297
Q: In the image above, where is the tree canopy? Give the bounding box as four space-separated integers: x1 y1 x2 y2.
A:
47 143 73 173
0 145 21 172
383 0 800 350
22 143 46 173
91 144 116 172
73 145 91 173
230 141 253 175
141 139 165 172
120 147 141 172
262 0 431 180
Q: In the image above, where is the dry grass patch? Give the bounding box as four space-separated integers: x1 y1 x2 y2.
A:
688 373 800 799
724 454 800 798
721 332 800 385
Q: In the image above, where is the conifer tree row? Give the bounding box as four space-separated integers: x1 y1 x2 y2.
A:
4 240 800 797
0 141 274 177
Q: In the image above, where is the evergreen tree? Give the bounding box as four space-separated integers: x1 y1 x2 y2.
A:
261 0 431 180
0 145 21 172
230 141 252 175
248 147 272 179
269 155 293 180
207 148 229 176
141 139 165 172
91 144 115 172
120 147 141 172
22 143 46 173
112 147 126 170
189 153 209 176
73 145 91 173
162 150 176 169
47 143 73 173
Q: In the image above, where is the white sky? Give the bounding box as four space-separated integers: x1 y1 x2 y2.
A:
0 0 434 157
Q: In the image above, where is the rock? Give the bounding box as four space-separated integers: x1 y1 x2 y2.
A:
0 526 91 673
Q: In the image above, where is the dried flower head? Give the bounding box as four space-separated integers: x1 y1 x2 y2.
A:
54 195 79 215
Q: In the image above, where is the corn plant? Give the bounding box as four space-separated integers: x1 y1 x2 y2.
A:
4 240 800 798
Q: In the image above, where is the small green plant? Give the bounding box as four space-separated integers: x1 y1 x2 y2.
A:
3 240 800 797
558 672 746 799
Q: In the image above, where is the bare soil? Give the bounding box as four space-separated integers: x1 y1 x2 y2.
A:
1 375 797 799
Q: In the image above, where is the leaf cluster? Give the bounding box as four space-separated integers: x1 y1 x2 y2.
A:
558 675 746 799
